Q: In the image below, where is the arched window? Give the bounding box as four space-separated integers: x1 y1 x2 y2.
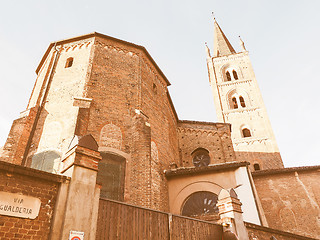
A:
181 191 218 217
242 128 251 138
233 70 238 80
254 163 261 171
232 97 238 109
226 71 231 81
192 148 210 167
65 57 73 68
97 152 126 201
239 96 246 107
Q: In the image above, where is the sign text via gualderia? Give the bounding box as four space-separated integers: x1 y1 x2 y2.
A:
0 192 41 219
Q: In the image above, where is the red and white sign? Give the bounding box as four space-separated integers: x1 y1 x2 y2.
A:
69 231 84 240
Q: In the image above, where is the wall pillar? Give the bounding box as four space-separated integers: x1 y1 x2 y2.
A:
53 134 101 240
217 188 249 240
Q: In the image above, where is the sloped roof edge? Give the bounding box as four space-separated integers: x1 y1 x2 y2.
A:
35 32 171 86
252 164 320 177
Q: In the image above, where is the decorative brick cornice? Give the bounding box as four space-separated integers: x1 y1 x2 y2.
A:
165 161 249 178
223 107 259 115
217 79 252 87
212 52 249 63
36 32 171 87
178 120 231 133
233 137 269 145
177 127 229 137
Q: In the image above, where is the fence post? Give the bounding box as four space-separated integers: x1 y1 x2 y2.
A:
217 188 249 240
56 135 102 240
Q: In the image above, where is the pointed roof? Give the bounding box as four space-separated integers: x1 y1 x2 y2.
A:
213 19 236 57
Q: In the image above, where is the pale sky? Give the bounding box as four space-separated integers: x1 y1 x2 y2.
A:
0 0 319 167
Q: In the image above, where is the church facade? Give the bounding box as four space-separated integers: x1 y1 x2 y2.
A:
1 19 320 240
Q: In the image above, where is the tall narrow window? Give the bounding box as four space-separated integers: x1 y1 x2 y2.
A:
233 70 238 80
239 96 246 107
65 57 73 68
97 153 126 201
242 128 251 138
232 97 238 109
226 71 231 81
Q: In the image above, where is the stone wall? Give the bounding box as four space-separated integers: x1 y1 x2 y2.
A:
0 160 68 240
252 166 320 239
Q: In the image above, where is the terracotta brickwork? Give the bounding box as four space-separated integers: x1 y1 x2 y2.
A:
178 120 235 167
0 161 68 240
246 223 318 240
1 107 38 165
252 166 320 239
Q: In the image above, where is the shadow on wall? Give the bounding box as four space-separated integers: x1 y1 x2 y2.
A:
30 150 61 173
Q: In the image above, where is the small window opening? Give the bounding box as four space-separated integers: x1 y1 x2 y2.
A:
254 163 261 171
226 71 231 81
242 128 251 138
239 96 246 107
65 57 73 68
232 97 238 109
152 83 157 94
233 70 238 80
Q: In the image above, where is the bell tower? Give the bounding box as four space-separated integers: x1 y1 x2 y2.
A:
206 19 283 170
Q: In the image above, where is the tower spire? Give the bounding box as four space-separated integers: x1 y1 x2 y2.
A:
213 19 236 57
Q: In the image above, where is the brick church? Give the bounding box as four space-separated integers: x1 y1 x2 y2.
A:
0 19 319 240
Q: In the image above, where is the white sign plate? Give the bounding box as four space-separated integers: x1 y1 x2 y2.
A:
69 231 84 240
0 191 41 219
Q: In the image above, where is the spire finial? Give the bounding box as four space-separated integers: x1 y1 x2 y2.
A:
212 12 216 21
239 35 246 52
205 42 211 58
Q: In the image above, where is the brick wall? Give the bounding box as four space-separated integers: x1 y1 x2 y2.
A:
0 161 68 240
78 36 180 211
177 121 235 167
252 166 320 239
246 222 318 240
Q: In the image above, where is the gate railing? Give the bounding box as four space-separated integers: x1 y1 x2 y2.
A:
96 198 222 240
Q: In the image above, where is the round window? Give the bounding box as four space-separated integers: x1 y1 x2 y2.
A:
181 191 218 217
192 148 210 167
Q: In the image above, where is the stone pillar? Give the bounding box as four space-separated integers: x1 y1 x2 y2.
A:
217 188 249 240
54 134 102 240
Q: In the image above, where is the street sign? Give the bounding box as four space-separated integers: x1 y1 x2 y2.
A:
69 230 84 240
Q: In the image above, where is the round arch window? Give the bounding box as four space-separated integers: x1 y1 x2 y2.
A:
181 191 219 217
192 148 210 167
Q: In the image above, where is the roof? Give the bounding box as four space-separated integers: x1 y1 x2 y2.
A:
213 20 236 57
36 32 171 86
178 120 231 131
165 161 249 178
252 165 320 177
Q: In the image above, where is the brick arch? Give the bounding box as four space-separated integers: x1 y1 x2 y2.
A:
226 88 251 109
220 63 243 82
171 181 222 215
100 124 122 149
